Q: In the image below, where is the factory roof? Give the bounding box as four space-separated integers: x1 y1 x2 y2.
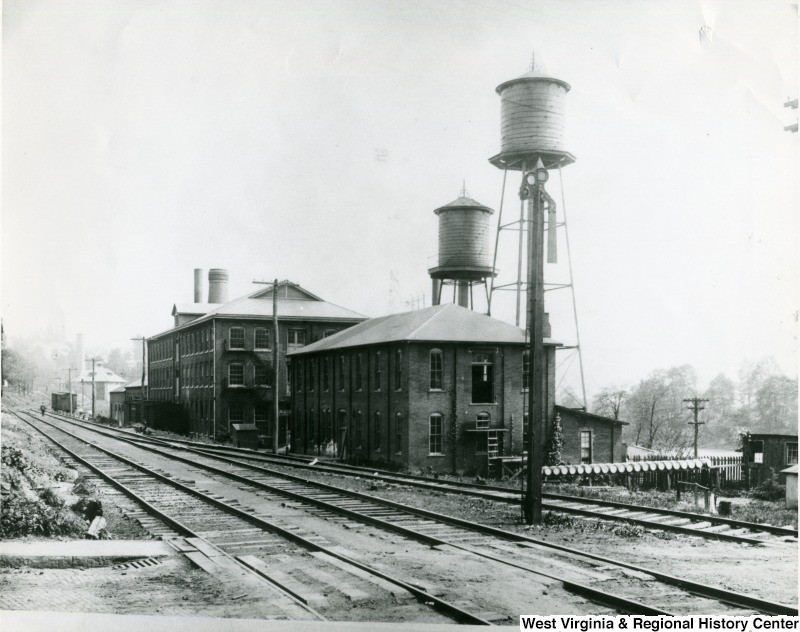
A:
172 303 221 317
288 303 559 355
76 364 127 384
150 282 367 340
433 196 493 215
555 405 629 426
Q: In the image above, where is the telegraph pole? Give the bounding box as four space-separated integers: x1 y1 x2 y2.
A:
272 278 279 455
253 279 289 455
684 397 709 459
64 368 74 414
131 337 147 424
90 357 96 418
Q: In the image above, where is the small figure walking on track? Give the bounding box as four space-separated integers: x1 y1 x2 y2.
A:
40 404 46 417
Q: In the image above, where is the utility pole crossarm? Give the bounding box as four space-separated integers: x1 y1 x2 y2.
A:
683 397 710 459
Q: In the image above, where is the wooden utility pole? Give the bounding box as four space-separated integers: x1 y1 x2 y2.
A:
522 163 549 525
64 368 74 414
131 337 147 424
272 278 280 455
684 397 709 459
253 278 289 455
90 357 96 418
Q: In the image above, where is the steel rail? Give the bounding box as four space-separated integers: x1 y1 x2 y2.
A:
69 427 673 615
11 410 326 620
35 411 797 616
18 410 493 626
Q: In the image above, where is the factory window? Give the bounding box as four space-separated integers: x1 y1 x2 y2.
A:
355 354 363 391
580 430 592 464
374 351 382 391
322 408 332 445
395 412 403 454
288 329 306 347
337 355 345 392
255 364 270 387
476 412 490 454
394 349 403 390
228 363 244 387
323 357 330 391
229 400 244 423
255 328 270 350
295 361 302 392
429 349 443 390
229 327 245 349
787 443 798 466
522 351 530 391
429 414 444 455
471 352 494 404
374 412 382 452
285 360 291 395
323 329 337 338
308 359 316 392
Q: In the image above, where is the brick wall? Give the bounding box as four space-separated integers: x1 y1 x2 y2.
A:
557 408 624 464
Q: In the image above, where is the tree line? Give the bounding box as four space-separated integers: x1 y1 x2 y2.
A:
591 358 797 451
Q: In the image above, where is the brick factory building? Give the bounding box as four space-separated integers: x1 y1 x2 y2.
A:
289 304 550 474
288 303 625 475
146 270 366 441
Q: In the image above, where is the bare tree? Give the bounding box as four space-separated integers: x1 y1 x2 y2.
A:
592 387 628 420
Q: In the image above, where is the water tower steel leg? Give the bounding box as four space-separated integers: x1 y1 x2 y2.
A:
488 168 509 316
557 164 588 409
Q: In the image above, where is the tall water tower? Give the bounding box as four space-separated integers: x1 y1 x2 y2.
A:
428 191 496 310
486 57 586 525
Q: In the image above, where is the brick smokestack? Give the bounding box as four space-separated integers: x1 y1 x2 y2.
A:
208 269 229 304
193 269 205 303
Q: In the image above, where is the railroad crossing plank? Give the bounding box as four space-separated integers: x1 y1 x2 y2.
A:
310 551 411 600
183 551 220 574
186 537 225 558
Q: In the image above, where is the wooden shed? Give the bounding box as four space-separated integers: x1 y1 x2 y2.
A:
742 433 798 487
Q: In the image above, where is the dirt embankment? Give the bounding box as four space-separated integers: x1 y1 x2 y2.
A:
1 409 150 541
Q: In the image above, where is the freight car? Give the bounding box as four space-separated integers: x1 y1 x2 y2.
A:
51 392 77 413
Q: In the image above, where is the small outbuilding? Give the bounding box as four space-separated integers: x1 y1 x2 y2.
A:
782 465 798 509
231 423 259 449
741 432 798 487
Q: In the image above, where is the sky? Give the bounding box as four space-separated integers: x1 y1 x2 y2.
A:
3 0 798 403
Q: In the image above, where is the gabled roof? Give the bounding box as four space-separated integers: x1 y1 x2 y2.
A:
556 405 629 426
149 282 367 341
288 303 559 355
77 365 127 384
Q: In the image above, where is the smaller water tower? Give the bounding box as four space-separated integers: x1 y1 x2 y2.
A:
428 193 496 309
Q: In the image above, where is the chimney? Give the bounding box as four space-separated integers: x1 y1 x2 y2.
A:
193 268 205 303
208 269 229 304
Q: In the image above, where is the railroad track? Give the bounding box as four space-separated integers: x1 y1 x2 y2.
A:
49 413 794 545
25 410 799 617
12 410 497 625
